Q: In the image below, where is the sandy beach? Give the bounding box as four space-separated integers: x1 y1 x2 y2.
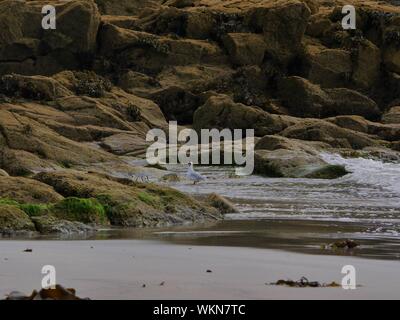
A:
0 240 399 300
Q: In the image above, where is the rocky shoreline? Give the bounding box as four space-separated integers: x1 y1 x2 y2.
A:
1 0 400 234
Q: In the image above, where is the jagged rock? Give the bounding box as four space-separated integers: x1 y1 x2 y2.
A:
193 94 297 136
305 40 352 88
254 149 348 179
222 33 267 66
0 205 35 234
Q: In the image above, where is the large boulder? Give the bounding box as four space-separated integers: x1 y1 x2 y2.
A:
278 76 331 117
278 77 381 120
305 41 352 88
222 33 267 66
245 0 311 63
0 0 101 75
193 94 297 136
254 149 348 179
325 87 381 120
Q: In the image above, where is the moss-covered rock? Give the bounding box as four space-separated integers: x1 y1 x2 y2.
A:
51 197 108 225
34 171 221 227
0 205 35 234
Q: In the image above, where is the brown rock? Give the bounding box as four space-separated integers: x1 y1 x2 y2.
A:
254 149 348 179
280 119 383 149
305 41 352 88
279 77 381 120
245 0 311 63
222 33 267 66
193 94 297 136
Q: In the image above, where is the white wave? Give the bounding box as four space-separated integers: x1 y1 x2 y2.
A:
320 153 400 195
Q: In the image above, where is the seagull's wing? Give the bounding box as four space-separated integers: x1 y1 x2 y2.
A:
191 171 205 181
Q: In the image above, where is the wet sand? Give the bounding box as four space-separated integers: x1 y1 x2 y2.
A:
0 240 399 300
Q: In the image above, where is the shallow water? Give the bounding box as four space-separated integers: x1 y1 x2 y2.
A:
5 154 400 261
137 153 400 260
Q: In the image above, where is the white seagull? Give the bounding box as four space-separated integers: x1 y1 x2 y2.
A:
187 162 205 185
